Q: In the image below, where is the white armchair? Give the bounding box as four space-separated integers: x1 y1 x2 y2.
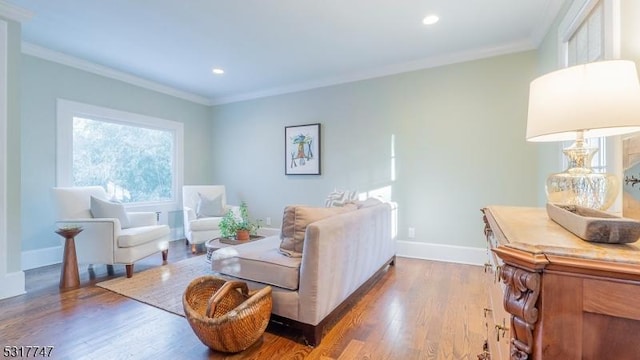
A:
182 185 239 252
51 186 170 278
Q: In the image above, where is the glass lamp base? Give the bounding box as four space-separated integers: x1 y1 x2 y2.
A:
546 171 618 210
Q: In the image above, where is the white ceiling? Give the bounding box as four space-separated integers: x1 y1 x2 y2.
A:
5 0 566 105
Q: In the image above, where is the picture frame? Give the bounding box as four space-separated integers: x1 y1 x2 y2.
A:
285 123 321 175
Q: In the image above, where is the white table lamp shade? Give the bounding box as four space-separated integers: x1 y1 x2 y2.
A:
526 60 640 142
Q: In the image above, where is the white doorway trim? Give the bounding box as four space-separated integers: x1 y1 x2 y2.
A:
0 18 25 300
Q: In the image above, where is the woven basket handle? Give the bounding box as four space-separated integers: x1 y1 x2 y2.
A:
205 281 249 318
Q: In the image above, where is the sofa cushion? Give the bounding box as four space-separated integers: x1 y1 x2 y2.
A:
196 192 225 218
212 236 302 290
279 204 356 257
118 225 169 247
90 196 130 229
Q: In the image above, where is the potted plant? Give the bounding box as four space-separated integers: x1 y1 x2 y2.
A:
219 201 261 240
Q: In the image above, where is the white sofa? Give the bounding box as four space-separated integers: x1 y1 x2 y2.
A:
51 186 170 278
182 185 239 252
211 199 397 345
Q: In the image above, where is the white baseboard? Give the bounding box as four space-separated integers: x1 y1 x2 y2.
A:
0 271 26 300
22 245 63 270
21 236 485 271
396 240 486 266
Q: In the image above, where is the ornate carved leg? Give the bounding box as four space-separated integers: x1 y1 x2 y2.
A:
499 265 541 360
161 249 168 262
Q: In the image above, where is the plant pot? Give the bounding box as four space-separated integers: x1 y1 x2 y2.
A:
236 229 250 241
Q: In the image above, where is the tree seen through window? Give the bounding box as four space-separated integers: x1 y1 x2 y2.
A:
73 117 173 203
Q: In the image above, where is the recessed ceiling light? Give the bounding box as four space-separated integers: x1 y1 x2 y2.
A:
212 68 224 75
422 14 439 25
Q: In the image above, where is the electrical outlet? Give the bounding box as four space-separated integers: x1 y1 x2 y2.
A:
266 217 271 226
408 227 415 238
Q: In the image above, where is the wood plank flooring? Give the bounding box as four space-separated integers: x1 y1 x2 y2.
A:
0 240 488 359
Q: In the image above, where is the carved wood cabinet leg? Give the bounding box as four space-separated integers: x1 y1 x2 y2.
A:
162 249 168 261
499 265 540 360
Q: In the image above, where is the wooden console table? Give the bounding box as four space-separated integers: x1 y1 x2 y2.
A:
480 206 640 359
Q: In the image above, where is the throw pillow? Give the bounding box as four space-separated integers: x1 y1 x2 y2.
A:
353 197 383 209
90 196 130 229
324 189 358 207
279 204 357 257
196 192 224 218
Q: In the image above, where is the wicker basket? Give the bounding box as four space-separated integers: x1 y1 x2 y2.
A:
182 276 272 353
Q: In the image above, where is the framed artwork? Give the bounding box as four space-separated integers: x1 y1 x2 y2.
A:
285 123 321 175
623 133 640 220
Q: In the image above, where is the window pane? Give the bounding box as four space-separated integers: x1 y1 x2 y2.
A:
575 23 589 64
73 117 174 203
563 0 606 172
587 3 604 62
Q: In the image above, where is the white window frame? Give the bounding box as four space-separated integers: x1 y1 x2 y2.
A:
0 19 9 289
56 99 184 213
558 0 619 65
557 0 622 210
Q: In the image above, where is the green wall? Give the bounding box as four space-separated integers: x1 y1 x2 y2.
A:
20 55 212 253
211 51 540 248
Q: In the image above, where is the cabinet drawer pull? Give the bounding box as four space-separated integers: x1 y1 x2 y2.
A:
483 307 492 317
495 319 510 342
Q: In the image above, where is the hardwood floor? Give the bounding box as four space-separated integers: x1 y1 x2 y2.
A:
0 240 488 359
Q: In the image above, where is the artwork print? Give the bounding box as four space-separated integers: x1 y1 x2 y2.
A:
285 123 321 175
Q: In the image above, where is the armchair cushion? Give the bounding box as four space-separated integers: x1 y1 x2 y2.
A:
90 196 130 228
196 192 224 218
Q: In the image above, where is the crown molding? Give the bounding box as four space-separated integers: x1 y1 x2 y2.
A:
23 36 537 107
210 39 536 105
22 42 211 106
0 1 32 23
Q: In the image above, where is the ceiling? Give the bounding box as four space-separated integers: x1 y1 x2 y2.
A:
5 0 566 105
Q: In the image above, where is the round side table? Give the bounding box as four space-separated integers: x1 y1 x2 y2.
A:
55 227 83 290
205 238 227 263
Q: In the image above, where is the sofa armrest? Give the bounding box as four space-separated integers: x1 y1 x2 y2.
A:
297 203 395 325
127 211 157 227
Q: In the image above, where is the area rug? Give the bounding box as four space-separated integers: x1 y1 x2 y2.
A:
96 255 210 317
